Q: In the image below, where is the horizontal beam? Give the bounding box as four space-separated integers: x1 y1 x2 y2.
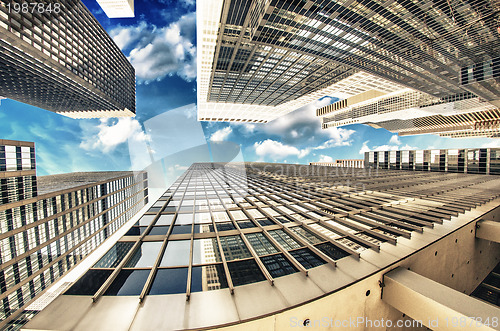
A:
383 268 500 331
476 220 500 244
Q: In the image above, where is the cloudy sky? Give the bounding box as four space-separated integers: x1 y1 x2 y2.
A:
0 0 499 179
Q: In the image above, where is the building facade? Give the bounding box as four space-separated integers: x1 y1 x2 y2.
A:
310 159 364 168
198 0 500 135
96 0 134 18
0 0 135 118
364 148 500 175
0 140 148 329
24 161 500 330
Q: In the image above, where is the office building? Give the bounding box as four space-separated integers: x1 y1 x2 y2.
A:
25 161 500 330
198 0 500 134
0 140 148 329
365 148 500 175
0 0 135 118
310 159 364 168
96 0 134 18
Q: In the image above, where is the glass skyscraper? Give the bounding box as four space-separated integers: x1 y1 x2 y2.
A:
0 140 148 329
198 0 500 137
24 161 500 330
0 0 136 118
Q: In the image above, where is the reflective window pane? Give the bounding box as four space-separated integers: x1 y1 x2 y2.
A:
147 226 170 236
193 238 222 264
191 265 228 292
237 220 255 228
246 233 278 256
261 254 297 278
160 240 190 267
139 215 156 226
93 242 135 268
227 260 266 286
219 235 252 261
155 214 174 226
268 230 302 250
315 243 350 260
175 213 193 225
290 226 324 244
104 270 150 296
290 248 325 269
125 242 163 268
149 268 188 295
124 226 147 236
172 225 192 234
216 222 235 232
64 270 112 296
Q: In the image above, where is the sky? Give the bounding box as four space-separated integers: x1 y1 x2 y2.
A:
0 0 499 181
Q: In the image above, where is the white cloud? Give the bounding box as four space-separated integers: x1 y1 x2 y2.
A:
389 135 401 145
110 13 196 83
359 140 417 154
254 139 310 160
210 127 232 141
80 118 150 153
318 155 334 163
315 127 355 149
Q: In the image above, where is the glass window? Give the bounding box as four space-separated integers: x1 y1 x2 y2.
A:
257 218 274 226
219 235 252 261
237 220 255 228
227 260 265 286
139 215 155 226
124 226 147 236
149 268 188 295
125 242 163 268
290 226 324 244
155 214 174 226
216 222 235 232
175 213 193 225
246 233 278 256
268 230 302 250
261 254 297 277
104 270 150 296
171 225 192 235
194 212 211 223
290 248 325 269
315 243 350 260
160 240 190 267
93 242 135 268
147 226 170 236
191 265 228 292
64 270 112 295
193 238 221 264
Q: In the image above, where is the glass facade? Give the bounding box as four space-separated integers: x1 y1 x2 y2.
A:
0 140 149 328
366 148 499 175
0 0 135 118
65 160 500 304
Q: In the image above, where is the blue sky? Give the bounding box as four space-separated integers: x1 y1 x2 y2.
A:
0 0 499 178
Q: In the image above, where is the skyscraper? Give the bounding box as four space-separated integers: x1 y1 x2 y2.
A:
365 148 500 175
197 0 500 133
24 162 500 330
0 0 136 118
96 0 134 18
0 140 148 329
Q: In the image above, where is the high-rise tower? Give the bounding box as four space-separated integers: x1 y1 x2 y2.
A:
0 140 148 329
0 0 136 118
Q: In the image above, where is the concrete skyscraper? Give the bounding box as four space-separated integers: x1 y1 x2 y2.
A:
96 0 134 18
365 147 500 175
0 0 136 118
24 161 500 330
0 140 148 329
197 0 500 137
